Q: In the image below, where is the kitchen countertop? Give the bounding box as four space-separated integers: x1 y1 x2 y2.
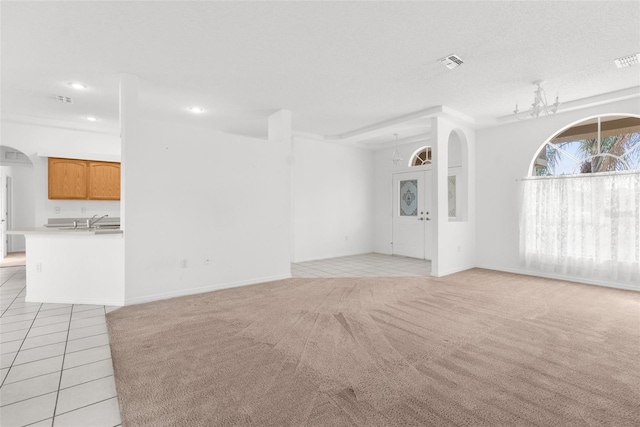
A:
8 227 123 236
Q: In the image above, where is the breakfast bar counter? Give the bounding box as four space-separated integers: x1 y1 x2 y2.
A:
8 228 125 306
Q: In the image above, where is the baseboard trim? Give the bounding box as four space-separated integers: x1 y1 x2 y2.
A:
432 264 476 277
475 264 640 292
125 273 292 306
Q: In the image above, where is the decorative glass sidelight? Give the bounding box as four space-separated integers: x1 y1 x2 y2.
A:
448 175 457 218
399 180 418 216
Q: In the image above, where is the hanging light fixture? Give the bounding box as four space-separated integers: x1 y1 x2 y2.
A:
391 133 403 165
513 80 560 120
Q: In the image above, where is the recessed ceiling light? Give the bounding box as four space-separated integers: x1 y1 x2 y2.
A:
188 106 205 114
67 82 87 90
614 53 640 68
86 116 97 122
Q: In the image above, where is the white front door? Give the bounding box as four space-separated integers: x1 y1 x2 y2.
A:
392 170 433 260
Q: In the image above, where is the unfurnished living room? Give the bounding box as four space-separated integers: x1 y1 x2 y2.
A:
1 1 639 426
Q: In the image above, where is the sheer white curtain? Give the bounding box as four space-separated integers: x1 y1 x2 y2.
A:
520 172 640 284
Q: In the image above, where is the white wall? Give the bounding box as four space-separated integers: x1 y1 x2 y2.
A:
291 137 374 262
476 97 640 288
0 121 121 227
123 119 292 304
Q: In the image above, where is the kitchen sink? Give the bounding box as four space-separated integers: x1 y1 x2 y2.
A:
57 227 94 231
56 225 121 233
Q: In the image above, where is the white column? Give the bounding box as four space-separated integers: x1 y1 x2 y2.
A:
119 74 139 232
268 110 294 263
430 116 446 276
119 74 139 303
431 114 476 276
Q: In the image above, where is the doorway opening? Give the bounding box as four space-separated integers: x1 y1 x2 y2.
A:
1 175 11 259
1 146 33 262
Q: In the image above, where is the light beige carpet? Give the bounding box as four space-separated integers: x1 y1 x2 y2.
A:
0 252 26 268
107 269 640 426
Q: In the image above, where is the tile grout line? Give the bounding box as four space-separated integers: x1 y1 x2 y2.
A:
51 304 75 426
57 373 114 392
0 266 22 286
1 362 75 387
0 389 58 410
2 330 111 379
0 269 27 317
52 395 118 419
14 330 110 354
61 354 111 370
22 416 54 427
7 352 112 373
2 329 89 354
0 293 44 389
2 310 106 329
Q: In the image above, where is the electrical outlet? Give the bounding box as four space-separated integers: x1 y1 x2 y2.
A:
345 236 349 241
180 259 188 268
54 207 60 214
204 258 211 265
81 207 86 213
36 262 42 273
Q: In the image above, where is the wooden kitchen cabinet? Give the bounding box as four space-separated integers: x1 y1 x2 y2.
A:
48 157 120 200
48 157 89 199
88 161 121 200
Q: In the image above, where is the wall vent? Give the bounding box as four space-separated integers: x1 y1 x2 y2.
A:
614 53 640 68
55 95 74 103
1 148 31 165
440 54 464 69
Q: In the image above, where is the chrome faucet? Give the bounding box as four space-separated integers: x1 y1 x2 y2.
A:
87 214 109 228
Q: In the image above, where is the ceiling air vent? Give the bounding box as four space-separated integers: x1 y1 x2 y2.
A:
614 53 640 68
440 54 464 69
55 95 74 103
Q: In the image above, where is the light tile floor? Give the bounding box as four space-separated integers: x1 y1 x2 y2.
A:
0 253 429 426
0 266 121 427
292 252 431 277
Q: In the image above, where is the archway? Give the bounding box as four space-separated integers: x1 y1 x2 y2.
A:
447 129 468 222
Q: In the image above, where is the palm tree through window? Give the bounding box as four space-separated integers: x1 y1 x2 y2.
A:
532 115 640 176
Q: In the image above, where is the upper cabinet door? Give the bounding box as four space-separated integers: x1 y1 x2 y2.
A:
88 161 121 200
48 158 88 199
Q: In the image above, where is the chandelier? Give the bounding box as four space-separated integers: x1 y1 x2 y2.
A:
391 133 403 165
513 80 560 120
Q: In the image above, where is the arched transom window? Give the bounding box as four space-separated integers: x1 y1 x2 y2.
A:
531 115 640 176
410 146 432 167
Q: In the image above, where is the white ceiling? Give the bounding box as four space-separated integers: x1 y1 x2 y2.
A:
2 1 639 147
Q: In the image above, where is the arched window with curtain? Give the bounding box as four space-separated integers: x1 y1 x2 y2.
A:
520 115 640 284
